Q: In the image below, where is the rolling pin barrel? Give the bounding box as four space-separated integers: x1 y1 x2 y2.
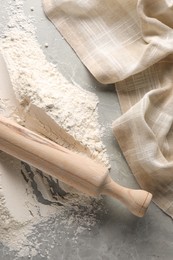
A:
0 115 152 217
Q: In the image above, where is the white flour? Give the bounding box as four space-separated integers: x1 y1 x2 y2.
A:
0 152 58 253
1 10 109 165
0 0 109 257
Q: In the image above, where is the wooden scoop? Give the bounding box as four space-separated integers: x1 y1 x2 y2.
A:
0 115 152 217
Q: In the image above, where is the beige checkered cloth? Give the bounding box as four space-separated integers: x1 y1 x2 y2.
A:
42 0 173 218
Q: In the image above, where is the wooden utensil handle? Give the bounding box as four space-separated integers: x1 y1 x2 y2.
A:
0 115 152 217
102 177 152 217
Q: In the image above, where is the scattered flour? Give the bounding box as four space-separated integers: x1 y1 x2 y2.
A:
0 10 109 166
0 152 58 253
0 0 109 257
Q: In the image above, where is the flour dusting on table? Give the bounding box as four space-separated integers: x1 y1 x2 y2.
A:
0 0 109 258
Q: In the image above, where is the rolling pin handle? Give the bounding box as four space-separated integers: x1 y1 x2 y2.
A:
102 177 152 217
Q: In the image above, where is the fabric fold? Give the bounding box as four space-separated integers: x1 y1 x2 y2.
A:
113 84 173 217
42 0 173 84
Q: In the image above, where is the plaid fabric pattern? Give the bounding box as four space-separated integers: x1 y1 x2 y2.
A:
43 0 173 218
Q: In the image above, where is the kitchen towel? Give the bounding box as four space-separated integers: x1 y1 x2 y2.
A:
42 0 173 218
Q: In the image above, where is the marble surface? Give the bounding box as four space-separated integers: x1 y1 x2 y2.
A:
0 1 173 259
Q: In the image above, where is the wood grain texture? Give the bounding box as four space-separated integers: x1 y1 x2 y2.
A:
0 115 152 217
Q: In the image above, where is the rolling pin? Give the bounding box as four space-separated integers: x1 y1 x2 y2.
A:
0 115 152 217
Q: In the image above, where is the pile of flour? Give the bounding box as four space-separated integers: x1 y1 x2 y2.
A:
0 0 109 257
1 10 108 166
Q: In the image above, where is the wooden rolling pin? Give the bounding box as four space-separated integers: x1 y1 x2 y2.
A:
0 115 152 217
